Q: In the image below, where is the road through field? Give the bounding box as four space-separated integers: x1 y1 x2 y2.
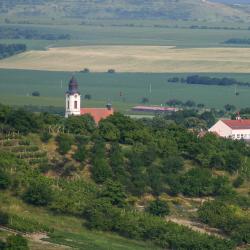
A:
1 46 250 73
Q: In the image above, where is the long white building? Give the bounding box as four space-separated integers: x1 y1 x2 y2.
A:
209 119 250 140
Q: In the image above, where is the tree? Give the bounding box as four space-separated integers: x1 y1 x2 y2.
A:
0 211 9 226
65 114 96 135
5 235 29 250
73 145 87 163
101 180 127 207
141 97 149 104
56 134 74 155
99 121 120 141
84 94 92 100
23 178 53 206
0 169 10 189
92 158 112 183
31 91 40 97
224 104 236 112
146 199 170 217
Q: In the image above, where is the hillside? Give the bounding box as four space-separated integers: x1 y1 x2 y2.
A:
0 0 249 22
0 103 249 249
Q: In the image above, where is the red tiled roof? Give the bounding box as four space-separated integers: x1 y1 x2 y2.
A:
81 108 114 123
222 119 250 130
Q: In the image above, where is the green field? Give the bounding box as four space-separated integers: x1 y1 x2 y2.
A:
2 22 250 50
1 69 250 110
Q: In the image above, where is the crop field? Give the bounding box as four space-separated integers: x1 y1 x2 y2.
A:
1 46 250 73
1 69 250 110
2 22 250 50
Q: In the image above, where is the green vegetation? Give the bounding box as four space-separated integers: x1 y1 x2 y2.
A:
1 69 250 110
0 44 26 59
0 103 249 249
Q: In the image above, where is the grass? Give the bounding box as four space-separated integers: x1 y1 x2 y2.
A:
0 192 159 250
1 69 250 109
1 46 250 73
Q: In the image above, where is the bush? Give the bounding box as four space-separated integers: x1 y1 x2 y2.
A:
32 91 40 97
0 169 10 190
23 178 53 206
40 131 52 143
0 211 9 226
146 199 170 217
233 176 244 188
56 134 74 155
6 235 29 250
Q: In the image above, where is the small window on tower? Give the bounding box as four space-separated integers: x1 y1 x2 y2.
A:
67 101 69 109
74 101 77 109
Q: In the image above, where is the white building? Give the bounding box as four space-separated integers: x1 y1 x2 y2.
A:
209 119 250 140
65 76 81 117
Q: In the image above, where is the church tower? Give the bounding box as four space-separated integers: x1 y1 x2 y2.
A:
65 76 81 118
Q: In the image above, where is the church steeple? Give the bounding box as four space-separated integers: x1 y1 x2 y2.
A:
67 76 80 95
65 76 81 118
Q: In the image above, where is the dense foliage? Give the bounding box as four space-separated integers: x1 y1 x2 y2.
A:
198 200 250 244
0 103 249 249
0 44 26 59
0 27 70 40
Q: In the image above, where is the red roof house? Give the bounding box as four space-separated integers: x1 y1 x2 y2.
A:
81 107 114 123
209 118 250 140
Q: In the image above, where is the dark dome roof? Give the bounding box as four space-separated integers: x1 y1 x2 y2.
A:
67 76 80 95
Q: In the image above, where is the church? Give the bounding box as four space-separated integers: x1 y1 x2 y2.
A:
65 76 114 123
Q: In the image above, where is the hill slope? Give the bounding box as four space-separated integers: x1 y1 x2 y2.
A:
0 0 249 22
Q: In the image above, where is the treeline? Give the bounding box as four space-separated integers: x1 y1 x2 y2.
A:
168 75 250 87
0 43 26 59
224 38 250 45
0 27 70 40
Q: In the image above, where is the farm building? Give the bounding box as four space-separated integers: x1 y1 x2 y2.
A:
65 76 114 123
132 106 180 113
209 118 250 140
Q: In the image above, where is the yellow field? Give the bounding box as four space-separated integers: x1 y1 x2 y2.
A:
1 46 250 73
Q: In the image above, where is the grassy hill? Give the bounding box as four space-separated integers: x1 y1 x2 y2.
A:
0 0 249 22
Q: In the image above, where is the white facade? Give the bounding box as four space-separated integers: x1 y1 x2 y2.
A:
209 120 250 140
65 93 81 118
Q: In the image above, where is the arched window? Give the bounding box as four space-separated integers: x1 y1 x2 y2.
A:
74 101 77 109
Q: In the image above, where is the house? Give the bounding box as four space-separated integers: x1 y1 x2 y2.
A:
65 76 114 123
132 106 180 113
209 118 250 140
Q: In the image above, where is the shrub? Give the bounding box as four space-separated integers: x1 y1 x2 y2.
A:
6 235 29 250
40 131 52 143
0 169 10 189
23 178 53 206
146 199 170 217
233 176 244 188
0 211 9 226
56 134 74 155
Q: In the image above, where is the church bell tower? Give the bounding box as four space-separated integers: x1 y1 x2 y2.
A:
65 76 81 118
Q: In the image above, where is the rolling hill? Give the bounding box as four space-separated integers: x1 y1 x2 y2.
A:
0 0 249 22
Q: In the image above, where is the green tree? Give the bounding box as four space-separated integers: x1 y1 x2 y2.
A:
65 114 96 135
23 178 53 206
101 180 127 207
99 121 120 141
56 134 74 155
0 169 10 189
0 211 9 226
146 199 170 217
6 235 29 250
